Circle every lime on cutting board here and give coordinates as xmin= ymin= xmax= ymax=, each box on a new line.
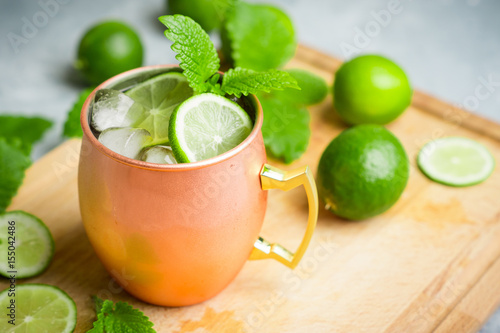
xmin=0 ymin=284 xmax=76 ymax=333
xmin=418 ymin=137 xmax=495 ymax=187
xmin=0 ymin=211 xmax=54 ymax=278
xmin=169 ymin=93 xmax=253 ymax=163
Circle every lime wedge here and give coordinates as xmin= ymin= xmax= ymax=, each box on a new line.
xmin=0 ymin=284 xmax=76 ymax=333
xmin=418 ymin=137 xmax=495 ymax=187
xmin=125 ymin=72 xmax=193 ymax=144
xmin=169 ymin=93 xmax=253 ymax=163
xmin=0 ymin=211 xmax=54 ymax=278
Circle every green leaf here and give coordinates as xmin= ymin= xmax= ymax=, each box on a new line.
xmin=0 ymin=115 xmax=52 ymax=155
xmin=258 ymin=93 xmax=310 ymax=164
xmin=0 ymin=139 xmax=31 ymax=212
xmin=92 ymin=295 xmax=104 ymax=314
xmin=88 ymin=297 xmax=156 ymax=333
xmin=220 ymin=67 xmax=299 ymax=97
xmin=273 ymin=69 xmax=329 ymax=106
xmin=159 ymin=15 xmax=220 ymax=93
xmin=63 ymin=86 xmax=96 ymax=138
xmin=223 ymin=2 xmax=296 ymax=71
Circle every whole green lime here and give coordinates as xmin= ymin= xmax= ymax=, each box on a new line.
xmin=76 ymin=21 xmax=143 ymax=85
xmin=317 ymin=124 xmax=409 ymax=220
xmin=168 ymin=0 xmax=229 ymax=32
xmin=333 ymin=55 xmax=412 ymax=125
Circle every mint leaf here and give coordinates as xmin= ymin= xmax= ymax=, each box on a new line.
xmin=258 ymin=93 xmax=310 ymax=164
xmin=0 ymin=139 xmax=31 ymax=212
xmin=64 ymin=86 xmax=95 ymax=138
xmin=223 ymin=2 xmax=296 ymax=71
xmin=220 ymin=67 xmax=299 ymax=97
xmin=0 ymin=115 xmax=52 ymax=155
xmin=159 ymin=15 xmax=220 ymax=93
xmin=274 ymin=69 xmax=328 ymax=106
xmin=89 ymin=297 xmax=156 ymax=333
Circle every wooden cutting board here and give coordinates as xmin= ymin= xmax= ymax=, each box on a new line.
xmin=3 ymin=45 xmax=500 ymax=333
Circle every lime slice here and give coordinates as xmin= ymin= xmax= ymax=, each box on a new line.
xmin=418 ymin=137 xmax=495 ymax=187
xmin=125 ymin=72 xmax=193 ymax=144
xmin=0 ymin=284 xmax=76 ymax=333
xmin=169 ymin=93 xmax=253 ymax=162
xmin=0 ymin=211 xmax=54 ymax=278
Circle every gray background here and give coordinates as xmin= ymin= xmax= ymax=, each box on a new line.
xmin=1 ymin=0 xmax=499 ymax=331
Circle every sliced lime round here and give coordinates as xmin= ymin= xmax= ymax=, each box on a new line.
xmin=0 ymin=211 xmax=54 ymax=279
xmin=125 ymin=72 xmax=193 ymax=145
xmin=169 ymin=93 xmax=253 ymax=163
xmin=418 ymin=137 xmax=495 ymax=187
xmin=0 ymin=284 xmax=77 ymax=333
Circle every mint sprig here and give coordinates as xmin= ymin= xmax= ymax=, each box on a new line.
xmin=88 ymin=296 xmax=155 ymax=333
xmin=219 ymin=67 xmax=299 ymax=97
xmin=158 ymin=14 xmax=298 ymax=97
xmin=159 ymin=15 xmax=220 ymax=94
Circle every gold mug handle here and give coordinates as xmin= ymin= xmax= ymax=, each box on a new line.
xmin=249 ymin=164 xmax=319 ymax=269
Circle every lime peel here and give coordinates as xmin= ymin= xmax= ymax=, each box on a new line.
xmin=169 ymin=93 xmax=253 ymax=163
xmin=418 ymin=137 xmax=495 ymax=187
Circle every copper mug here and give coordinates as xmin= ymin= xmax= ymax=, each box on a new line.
xmin=78 ymin=65 xmax=319 ymax=306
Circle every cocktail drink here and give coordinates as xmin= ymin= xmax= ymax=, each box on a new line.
xmin=78 ymin=15 xmax=319 ymax=306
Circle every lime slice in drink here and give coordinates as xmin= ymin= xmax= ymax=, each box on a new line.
xmin=0 ymin=284 xmax=77 ymax=333
xmin=418 ymin=137 xmax=495 ymax=187
xmin=125 ymin=72 xmax=193 ymax=145
xmin=0 ymin=211 xmax=54 ymax=278
xmin=169 ymin=93 xmax=253 ymax=163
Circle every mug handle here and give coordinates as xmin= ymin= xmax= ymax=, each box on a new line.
xmin=249 ymin=164 xmax=319 ymax=269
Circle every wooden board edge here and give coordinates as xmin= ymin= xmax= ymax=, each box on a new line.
xmin=294 ymin=44 xmax=500 ymax=142
xmin=434 ymin=253 xmax=500 ymax=333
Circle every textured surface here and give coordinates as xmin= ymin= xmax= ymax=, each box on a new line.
xmin=1 ymin=46 xmax=500 ymax=332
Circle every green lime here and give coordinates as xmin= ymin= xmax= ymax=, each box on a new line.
xmin=317 ymin=124 xmax=409 ymax=220
xmin=76 ymin=21 xmax=143 ymax=85
xmin=0 ymin=211 xmax=54 ymax=278
xmin=125 ymin=72 xmax=193 ymax=144
xmin=273 ymin=68 xmax=328 ymax=106
xmin=418 ymin=137 xmax=495 ymax=187
xmin=0 ymin=284 xmax=76 ymax=333
xmin=333 ymin=55 xmax=412 ymax=125
xmin=169 ymin=93 xmax=253 ymax=162
xmin=167 ymin=0 xmax=231 ymax=32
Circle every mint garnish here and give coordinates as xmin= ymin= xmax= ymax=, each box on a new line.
xmin=88 ymin=296 xmax=156 ymax=333
xmin=158 ymin=14 xmax=299 ymax=97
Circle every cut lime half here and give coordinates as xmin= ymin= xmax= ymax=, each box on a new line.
xmin=125 ymin=72 xmax=193 ymax=144
xmin=0 ymin=211 xmax=54 ymax=278
xmin=169 ymin=93 xmax=253 ymax=163
xmin=418 ymin=137 xmax=495 ymax=187
xmin=0 ymin=284 xmax=77 ymax=333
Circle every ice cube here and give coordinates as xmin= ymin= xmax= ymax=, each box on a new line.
xmin=91 ymin=89 xmax=146 ymax=132
xmin=98 ymin=127 xmax=152 ymax=159
xmin=140 ymin=145 xmax=177 ymax=164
